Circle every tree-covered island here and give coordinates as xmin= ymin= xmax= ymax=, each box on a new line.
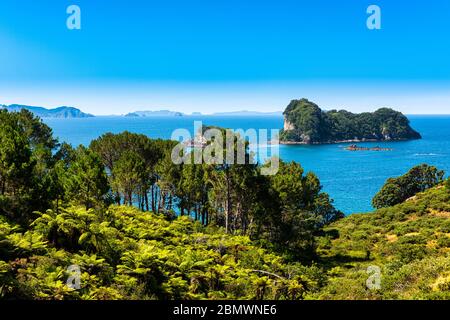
xmin=280 ymin=99 xmax=422 ymax=144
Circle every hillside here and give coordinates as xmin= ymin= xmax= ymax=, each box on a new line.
xmin=1 ymin=104 xmax=94 ymax=118
xmin=2 ymin=185 xmax=449 ymax=300
xmin=280 ymin=99 xmax=421 ymax=144
xmin=315 ymin=183 xmax=450 ymax=299
xmin=2 ymin=178 xmax=450 ymax=300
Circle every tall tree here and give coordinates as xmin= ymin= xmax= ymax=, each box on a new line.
xmin=90 ymin=132 xmax=175 ymax=211
xmin=258 ymin=160 xmax=343 ymax=257
xmin=202 ymin=126 xmax=258 ymax=233
xmin=65 ymin=146 xmax=109 ymax=210
xmin=112 ymin=151 xmax=146 ymax=206
xmin=0 ymin=109 xmax=59 ymax=224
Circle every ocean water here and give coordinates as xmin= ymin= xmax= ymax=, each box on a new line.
xmin=44 ymin=115 xmax=450 ymax=214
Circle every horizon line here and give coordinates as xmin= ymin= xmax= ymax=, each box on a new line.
xmin=3 ymin=103 xmax=450 ymax=117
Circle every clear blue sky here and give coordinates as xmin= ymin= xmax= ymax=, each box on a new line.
xmin=0 ymin=0 xmax=449 ymax=114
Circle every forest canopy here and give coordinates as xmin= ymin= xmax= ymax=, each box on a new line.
xmin=1 ymin=109 xmax=449 ymax=301
xmin=0 ymin=109 xmax=342 ymax=299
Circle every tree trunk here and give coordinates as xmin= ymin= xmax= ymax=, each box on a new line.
xmin=201 ymin=208 xmax=206 ymax=225
xmin=0 ymin=178 xmax=5 ymax=195
xmin=225 ymin=173 xmax=232 ymax=233
xmin=145 ymin=191 xmax=149 ymax=212
xmin=151 ymin=185 xmax=156 ymax=213
xmin=116 ymin=191 xmax=121 ymax=205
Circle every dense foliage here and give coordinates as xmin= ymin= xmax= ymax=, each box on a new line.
xmin=0 ymin=109 xmax=58 ymax=225
xmin=372 ymin=164 xmax=445 ymax=209
xmin=1 ymin=205 xmax=328 ymax=300
xmin=88 ymin=126 xmax=343 ymax=257
xmin=280 ymin=99 xmax=421 ymax=144
xmin=1 ymin=109 xmax=449 ymax=300
xmin=0 ymin=109 xmax=342 ymax=300
xmin=316 ymin=182 xmax=450 ymax=299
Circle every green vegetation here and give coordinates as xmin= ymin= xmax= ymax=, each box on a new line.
xmin=372 ymin=164 xmax=445 ymax=209
xmin=0 ymin=109 xmax=340 ymax=299
xmin=1 ymin=205 xmax=328 ymax=299
xmin=316 ymin=183 xmax=450 ymax=299
xmin=280 ymin=98 xmax=421 ymax=144
xmin=0 ymin=109 xmax=58 ymax=225
xmin=1 ymin=109 xmax=449 ymax=300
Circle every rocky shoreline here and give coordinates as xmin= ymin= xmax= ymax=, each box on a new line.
xmin=344 ymin=144 xmax=393 ymax=151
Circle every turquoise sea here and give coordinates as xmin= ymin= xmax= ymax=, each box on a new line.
xmin=44 ymin=115 xmax=450 ymax=214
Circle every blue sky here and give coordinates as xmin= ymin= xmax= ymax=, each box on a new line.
xmin=0 ymin=0 xmax=449 ymax=114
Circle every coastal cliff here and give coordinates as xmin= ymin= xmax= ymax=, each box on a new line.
xmin=279 ymin=99 xmax=422 ymax=144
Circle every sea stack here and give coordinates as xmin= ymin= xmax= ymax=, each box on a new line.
xmin=279 ymin=98 xmax=421 ymax=144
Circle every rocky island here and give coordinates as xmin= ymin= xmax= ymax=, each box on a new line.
xmin=125 ymin=110 xmax=184 ymax=117
xmin=0 ymin=104 xmax=94 ymax=118
xmin=279 ymin=99 xmax=421 ymax=144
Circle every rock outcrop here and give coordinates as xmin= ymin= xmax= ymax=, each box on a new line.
xmin=279 ymin=98 xmax=421 ymax=144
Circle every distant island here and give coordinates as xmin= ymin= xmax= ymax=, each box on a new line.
xmin=125 ymin=110 xmax=184 ymax=117
xmin=125 ymin=110 xmax=283 ymax=117
xmin=1 ymin=104 xmax=94 ymax=118
xmin=211 ymin=111 xmax=283 ymax=116
xmin=1 ymin=104 xmax=284 ymax=118
xmin=280 ymin=98 xmax=422 ymax=144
